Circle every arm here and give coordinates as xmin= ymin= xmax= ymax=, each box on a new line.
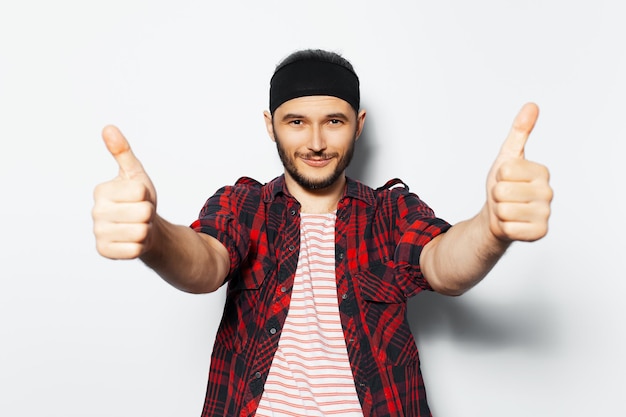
xmin=421 ymin=103 xmax=553 ymax=296
xmin=92 ymin=126 xmax=229 ymax=294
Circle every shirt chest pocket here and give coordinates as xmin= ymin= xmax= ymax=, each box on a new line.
xmin=357 ymin=262 xmax=420 ymax=365
xmin=219 ymin=257 xmax=276 ymax=353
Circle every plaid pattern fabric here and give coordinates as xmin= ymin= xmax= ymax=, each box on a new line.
xmin=191 ymin=175 xmax=451 ymax=417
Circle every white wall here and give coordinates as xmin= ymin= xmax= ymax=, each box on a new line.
xmin=1 ymin=1 xmax=624 ymax=416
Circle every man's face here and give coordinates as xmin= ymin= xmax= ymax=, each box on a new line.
xmin=265 ymin=96 xmax=366 ymax=191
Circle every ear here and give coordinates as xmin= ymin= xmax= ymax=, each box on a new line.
xmin=355 ymin=109 xmax=367 ymax=140
xmin=263 ymin=110 xmax=276 ymax=142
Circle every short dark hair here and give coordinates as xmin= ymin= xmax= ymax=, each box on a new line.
xmin=274 ymin=49 xmax=357 ymax=77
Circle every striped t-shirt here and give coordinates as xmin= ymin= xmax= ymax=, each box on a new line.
xmin=255 ymin=212 xmax=364 ymax=416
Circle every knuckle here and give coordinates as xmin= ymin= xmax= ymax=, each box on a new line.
xmin=95 ymin=241 xmax=116 ymax=258
xmin=537 ymin=204 xmax=551 ymax=220
xmin=128 ymin=181 xmax=150 ymax=201
xmin=498 ymin=163 xmax=514 ymax=179
xmin=126 ymin=244 xmax=144 ymax=259
xmin=127 ymin=181 xmax=143 ymax=198
xmin=496 ymin=203 xmax=514 ymax=220
xmin=93 ymin=182 xmax=107 ymax=200
xmin=491 ymin=183 xmax=506 ymax=201
xmin=491 ymin=203 xmax=504 ymax=220
xmin=538 ymin=163 xmax=550 ymax=179
xmin=92 ymin=222 xmax=105 ymax=237
xmin=530 ymin=200 xmax=551 ymax=218
xmin=91 ymin=202 xmax=108 ymax=220
xmin=95 ymin=241 xmax=106 ymax=255
xmin=124 ymin=223 xmax=150 ymax=244
xmin=526 ymin=227 xmax=547 ymax=241
xmin=499 ymin=222 xmax=518 ymax=239
xmin=544 ymin=186 xmax=554 ymax=202
xmin=136 ymin=223 xmax=151 ymax=241
xmin=138 ymin=201 xmax=155 ymax=221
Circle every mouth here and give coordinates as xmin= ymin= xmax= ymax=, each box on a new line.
xmin=301 ymin=157 xmax=333 ymax=168
xmin=298 ymin=153 xmax=336 ymax=168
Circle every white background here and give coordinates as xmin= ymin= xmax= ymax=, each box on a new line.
xmin=1 ymin=1 xmax=625 ymax=416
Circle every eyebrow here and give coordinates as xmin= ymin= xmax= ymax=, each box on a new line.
xmin=280 ymin=113 xmax=306 ymax=121
xmin=326 ymin=112 xmax=350 ymax=120
xmin=280 ymin=112 xmax=350 ymax=122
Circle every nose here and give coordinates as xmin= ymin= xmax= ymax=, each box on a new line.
xmin=308 ymin=125 xmax=326 ymax=153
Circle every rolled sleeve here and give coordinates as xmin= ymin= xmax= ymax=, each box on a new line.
xmin=190 ymin=185 xmax=249 ymax=280
xmin=393 ymin=191 xmax=452 ymax=296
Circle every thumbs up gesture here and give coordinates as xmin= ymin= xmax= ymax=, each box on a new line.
xmin=486 ymin=103 xmax=553 ymax=242
xmin=92 ymin=126 xmax=158 ymax=259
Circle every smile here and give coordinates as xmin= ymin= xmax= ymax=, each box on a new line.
xmin=301 ymin=157 xmax=334 ymax=167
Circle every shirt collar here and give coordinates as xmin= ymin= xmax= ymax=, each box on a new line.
xmin=262 ymin=174 xmax=376 ymax=206
xmin=261 ymin=175 xmax=289 ymax=203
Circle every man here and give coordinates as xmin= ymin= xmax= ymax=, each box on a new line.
xmin=92 ymin=49 xmax=552 ymax=416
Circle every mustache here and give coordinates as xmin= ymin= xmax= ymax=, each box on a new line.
xmin=295 ymin=151 xmax=339 ymax=160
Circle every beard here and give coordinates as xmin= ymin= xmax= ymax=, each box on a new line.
xmin=274 ymin=130 xmax=357 ymax=191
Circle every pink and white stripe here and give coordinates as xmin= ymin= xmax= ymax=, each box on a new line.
xmin=255 ymin=213 xmax=363 ymax=417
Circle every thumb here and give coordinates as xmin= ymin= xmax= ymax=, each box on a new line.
xmin=498 ymin=102 xmax=539 ymax=159
xmin=102 ymin=125 xmax=145 ymax=179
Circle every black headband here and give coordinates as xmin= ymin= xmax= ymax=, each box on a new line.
xmin=269 ymin=59 xmax=360 ymax=114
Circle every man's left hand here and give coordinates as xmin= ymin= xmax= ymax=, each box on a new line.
xmin=486 ymin=102 xmax=553 ymax=242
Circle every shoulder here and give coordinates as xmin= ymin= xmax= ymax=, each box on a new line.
xmin=375 ymin=178 xmax=411 ymax=197
xmin=233 ymin=176 xmax=264 ymax=188
xmin=373 ymin=178 xmax=436 ymax=218
xmin=215 ymin=176 xmax=278 ymax=198
xmin=374 ymin=178 xmax=415 ymax=207
xmin=205 ymin=176 xmax=285 ymax=213
xmin=345 ymin=177 xmax=415 ymax=206
xmin=345 ymin=177 xmax=407 ymax=204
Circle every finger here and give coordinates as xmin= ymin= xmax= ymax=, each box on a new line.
xmin=95 ymin=241 xmax=146 ymax=260
xmin=92 ymin=200 xmax=155 ymax=224
xmin=94 ymin=180 xmax=151 ymax=203
xmin=493 ymin=220 xmax=548 ymax=243
xmin=95 ymin=222 xmax=152 ymax=243
xmin=492 ymin=182 xmax=540 ymax=203
xmin=495 ymin=159 xmax=550 ymax=182
xmin=498 ymin=102 xmax=539 ymax=159
xmin=493 ymin=201 xmax=551 ymax=224
xmin=102 ymin=125 xmax=146 ymax=179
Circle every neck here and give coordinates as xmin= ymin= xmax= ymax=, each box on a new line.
xmin=284 ymin=174 xmax=346 ymax=214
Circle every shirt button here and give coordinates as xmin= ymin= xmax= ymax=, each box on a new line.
xmin=281 ymin=286 xmax=287 ymax=293
xmin=341 ymin=293 xmax=348 ymax=300
xmin=290 ymin=209 xmax=297 ymax=216
xmin=288 ymin=245 xmax=295 ymax=251
xmin=269 ymin=328 xmax=277 ymax=335
xmin=254 ymin=371 xmax=262 ymax=379
xmin=337 ymin=252 xmax=345 ymax=260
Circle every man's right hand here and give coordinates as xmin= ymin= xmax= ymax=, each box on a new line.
xmin=92 ymin=125 xmax=158 ymax=259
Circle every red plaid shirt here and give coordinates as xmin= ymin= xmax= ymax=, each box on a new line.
xmin=191 ymin=175 xmax=451 ymax=417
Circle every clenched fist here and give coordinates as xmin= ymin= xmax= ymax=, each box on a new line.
xmin=486 ymin=103 xmax=553 ymax=242
xmin=92 ymin=126 xmax=157 ymax=259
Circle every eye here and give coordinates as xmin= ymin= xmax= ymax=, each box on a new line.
xmin=289 ymin=120 xmax=303 ymax=126
xmin=329 ymin=119 xmax=343 ymax=125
